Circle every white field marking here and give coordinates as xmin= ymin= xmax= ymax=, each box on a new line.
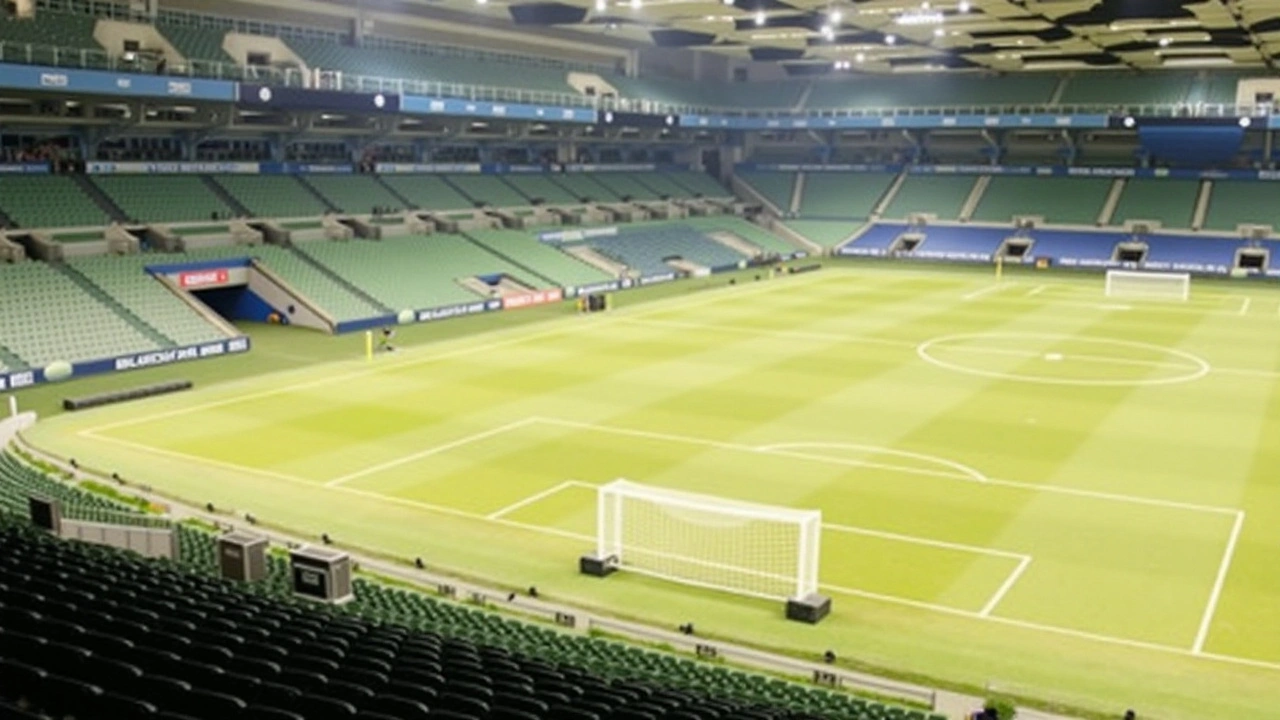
xmin=1026 ymin=285 xmax=1048 ymax=297
xmin=822 ymin=522 xmax=1026 ymax=561
xmin=71 ymin=421 xmax=1280 ymax=672
xmin=1193 ymin=510 xmax=1246 ymax=654
xmin=486 ymin=480 xmax=591 ymax=520
xmin=324 ymin=418 xmax=540 ymax=488
xmin=1240 ymin=297 xmax=1252 ymax=316
xmin=755 ymin=441 xmax=990 ymax=484
xmin=916 ymin=333 xmax=1212 ymax=388
xmin=80 ymin=429 xmax=315 ymax=486
xmin=619 ymin=317 xmax=913 ymax=349
xmin=80 ymin=426 xmax=592 ymax=543
xmin=936 ymin=343 xmax=1204 ymax=373
xmin=980 ymin=555 xmax=1033 ymax=617
xmin=961 ymin=284 xmax=1008 ymax=302
xmin=78 ymin=268 xmax=838 ymax=437
xmin=533 ymin=416 xmax=1241 ymax=516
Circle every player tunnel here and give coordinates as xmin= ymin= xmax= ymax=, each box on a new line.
xmin=145 ymin=258 xmax=335 ymax=333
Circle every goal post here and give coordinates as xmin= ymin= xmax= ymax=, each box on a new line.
xmin=579 ymin=479 xmax=831 ymax=623
xmin=1104 ymin=269 xmax=1190 ymax=301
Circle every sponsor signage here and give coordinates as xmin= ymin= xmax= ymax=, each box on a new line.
xmin=0 ymin=163 xmax=49 ymax=174
xmin=683 ymin=113 xmax=1109 ymax=131
xmin=537 ymin=226 xmax=618 ymax=243
xmin=502 ymin=288 xmax=563 ymax=310
xmin=639 ymin=273 xmax=676 ymax=286
xmin=0 ymin=338 xmax=250 ymax=392
xmin=743 ymin=162 xmax=1280 ymax=183
xmin=88 ymin=161 xmax=259 ymax=175
xmin=0 ymin=62 xmax=234 ymax=101
xmin=416 ymin=299 xmax=502 ymax=322
xmin=400 ymin=95 xmax=596 ymax=124
xmin=177 ymin=269 xmax=230 ymax=288
xmin=376 ymin=162 xmax=483 ymax=174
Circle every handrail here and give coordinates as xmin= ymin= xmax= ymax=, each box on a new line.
xmin=0 ymin=39 xmax=1269 ymax=120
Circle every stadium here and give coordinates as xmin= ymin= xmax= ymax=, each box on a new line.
xmin=3 ymin=0 xmax=1280 ymax=718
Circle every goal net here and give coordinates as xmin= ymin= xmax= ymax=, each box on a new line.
xmin=1105 ymin=270 xmax=1190 ymax=301
xmin=594 ymin=479 xmax=821 ymax=602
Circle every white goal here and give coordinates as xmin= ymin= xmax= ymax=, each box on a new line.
xmin=590 ymin=479 xmax=822 ymax=603
xmin=1105 ymin=270 xmax=1190 ymax=301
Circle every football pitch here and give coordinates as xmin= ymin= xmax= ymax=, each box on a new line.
xmin=27 ymin=265 xmax=1280 ymax=719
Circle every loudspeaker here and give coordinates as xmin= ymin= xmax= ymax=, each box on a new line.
xmin=785 ymin=593 xmax=832 ymax=624
xmin=218 ymin=530 xmax=268 ymax=583
xmin=579 ymin=553 xmax=617 ymax=577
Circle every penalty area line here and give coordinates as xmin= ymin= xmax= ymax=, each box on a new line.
xmin=961 ymin=284 xmax=1009 ymax=302
xmin=486 ymin=480 xmax=591 ymax=520
xmin=980 ymin=555 xmax=1032 ymax=617
xmin=1192 ymin=510 xmax=1246 ymax=654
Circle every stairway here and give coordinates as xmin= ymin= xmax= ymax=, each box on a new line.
xmin=202 ymin=175 xmax=252 ymax=217
xmin=292 ymin=176 xmax=340 ymax=213
xmin=287 ymin=245 xmax=392 ymax=313
xmin=72 ymin=175 xmax=128 ymax=223
xmin=460 ymin=232 xmax=559 ymax=287
xmin=375 ymin=176 xmax=417 ymax=210
xmin=0 ymin=341 xmax=28 ymax=371
xmin=53 ymin=262 xmax=177 ymax=349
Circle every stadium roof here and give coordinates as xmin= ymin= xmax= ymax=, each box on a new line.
xmin=445 ymin=0 xmax=1280 ymax=74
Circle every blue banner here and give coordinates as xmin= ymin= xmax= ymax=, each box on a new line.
xmin=0 ymin=163 xmax=49 ymax=174
xmin=0 ymin=62 xmax=234 ymax=101
xmin=738 ymin=162 xmax=1280 ymax=182
xmin=684 ymin=113 xmax=1110 ymax=131
xmin=0 ymin=337 xmax=250 ymax=392
xmin=401 ymin=95 xmax=596 ymax=124
xmin=238 ymin=84 xmax=400 ymax=114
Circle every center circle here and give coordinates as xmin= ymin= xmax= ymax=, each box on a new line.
xmin=916 ymin=333 xmax=1211 ymax=387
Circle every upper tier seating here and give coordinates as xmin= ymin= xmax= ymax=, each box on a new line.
xmin=589 ymin=173 xmax=664 ymax=202
xmin=972 ymin=176 xmax=1110 ymax=226
xmin=1111 ymin=179 xmax=1200 ymax=229
xmin=0 ymin=11 xmax=101 ymax=56
xmin=586 ymin=225 xmax=748 ymax=276
xmin=1057 ymin=72 xmax=1194 ymax=107
xmin=609 ymin=76 xmax=803 ymax=110
xmin=92 ymin=175 xmax=235 ymax=224
xmin=501 ymin=174 xmax=580 ymax=205
xmin=736 ymin=172 xmax=796 ymax=213
xmin=550 ymin=174 xmax=621 ymax=203
xmin=1203 ymin=181 xmax=1280 ymax=231
xmin=155 ymin=22 xmax=234 ymax=65
xmin=67 ymin=254 xmax=229 ymax=347
xmin=798 ymin=173 xmax=896 ymax=219
xmin=0 ymin=262 xmax=158 ymax=369
xmin=665 ymin=171 xmax=731 ymax=198
xmin=880 ymin=175 xmax=976 ymax=220
xmin=445 ymin=174 xmax=530 ymax=208
xmin=286 ymin=38 xmax=574 ymax=96
xmin=0 ymin=453 xmax=155 ymax=525
xmin=213 ymin=176 xmax=330 ymax=218
xmin=304 ymin=175 xmax=404 ymax=215
xmin=0 ymin=176 xmax=109 ymax=229
xmin=805 ymin=74 xmax=1058 ymax=110
xmin=378 ymin=175 xmax=475 ymax=211
xmin=298 ymin=236 xmax=535 ymax=310
xmin=466 ymin=229 xmax=613 ymax=287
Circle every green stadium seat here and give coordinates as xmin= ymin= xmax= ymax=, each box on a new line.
xmin=213 ymin=176 xmax=330 ymax=218
xmin=93 ymin=175 xmax=235 ymax=224
xmin=0 ymin=176 xmax=110 ymax=229
xmin=1111 ymin=179 xmax=1200 ymax=229
xmin=972 ymin=176 xmax=1111 ymax=226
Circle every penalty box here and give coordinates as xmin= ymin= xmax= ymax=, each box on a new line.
xmin=332 ymin=416 xmax=1238 ymax=643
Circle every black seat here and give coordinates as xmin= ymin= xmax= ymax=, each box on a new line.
xmin=97 ymin=691 xmax=160 ymax=720
xmin=290 ymin=694 xmax=358 ymax=720
xmin=37 ymin=674 xmax=104 ymax=719
xmin=243 ymin=706 xmax=305 ymax=720
xmin=365 ymin=695 xmax=431 ymax=720
xmin=175 ymin=688 xmax=248 ymax=718
xmin=0 ymin=659 xmax=45 ymax=705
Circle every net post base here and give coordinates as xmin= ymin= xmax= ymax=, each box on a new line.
xmin=785 ymin=593 xmax=831 ymax=624
xmin=579 ymin=553 xmax=617 ymax=578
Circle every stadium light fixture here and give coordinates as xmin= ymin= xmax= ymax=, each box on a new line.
xmin=755 ymin=10 xmax=766 ymax=25
xmin=820 ymin=24 xmax=835 ymax=40
xmin=596 ymin=0 xmax=606 ymax=10
xmin=855 ymin=51 xmax=865 ymax=62
xmin=1158 ymin=37 xmax=1172 ymax=47
xmin=1122 ymin=116 xmax=1136 ymax=128
xmin=829 ymin=9 xmax=843 ymax=24
xmin=885 ymin=33 xmax=897 ymax=45
xmin=630 ymin=0 xmax=641 ymax=9
xmin=723 ymin=0 xmax=735 ymax=5
xmin=958 ymin=0 xmax=970 ymax=12
xmin=1239 ymin=116 xmax=1252 ymax=128
xmin=476 ymin=0 xmax=487 ymax=5
xmin=934 ymin=27 xmax=945 ymax=37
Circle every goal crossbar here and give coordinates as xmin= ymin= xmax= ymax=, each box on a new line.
xmin=594 ymin=479 xmax=822 ymax=603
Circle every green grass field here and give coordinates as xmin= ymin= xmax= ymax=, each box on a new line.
xmin=23 ymin=264 xmax=1280 ymax=719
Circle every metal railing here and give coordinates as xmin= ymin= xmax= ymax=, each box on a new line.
xmin=0 ymin=38 xmax=1270 ymax=122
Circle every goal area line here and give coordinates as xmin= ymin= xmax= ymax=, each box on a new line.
xmin=66 ymin=415 xmax=1263 ymax=673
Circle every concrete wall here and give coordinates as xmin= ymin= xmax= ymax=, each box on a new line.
xmin=94 ymin=19 xmax=183 ymax=65
xmin=222 ymin=32 xmax=308 ymax=71
xmin=247 ymin=262 xmax=332 ymax=332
